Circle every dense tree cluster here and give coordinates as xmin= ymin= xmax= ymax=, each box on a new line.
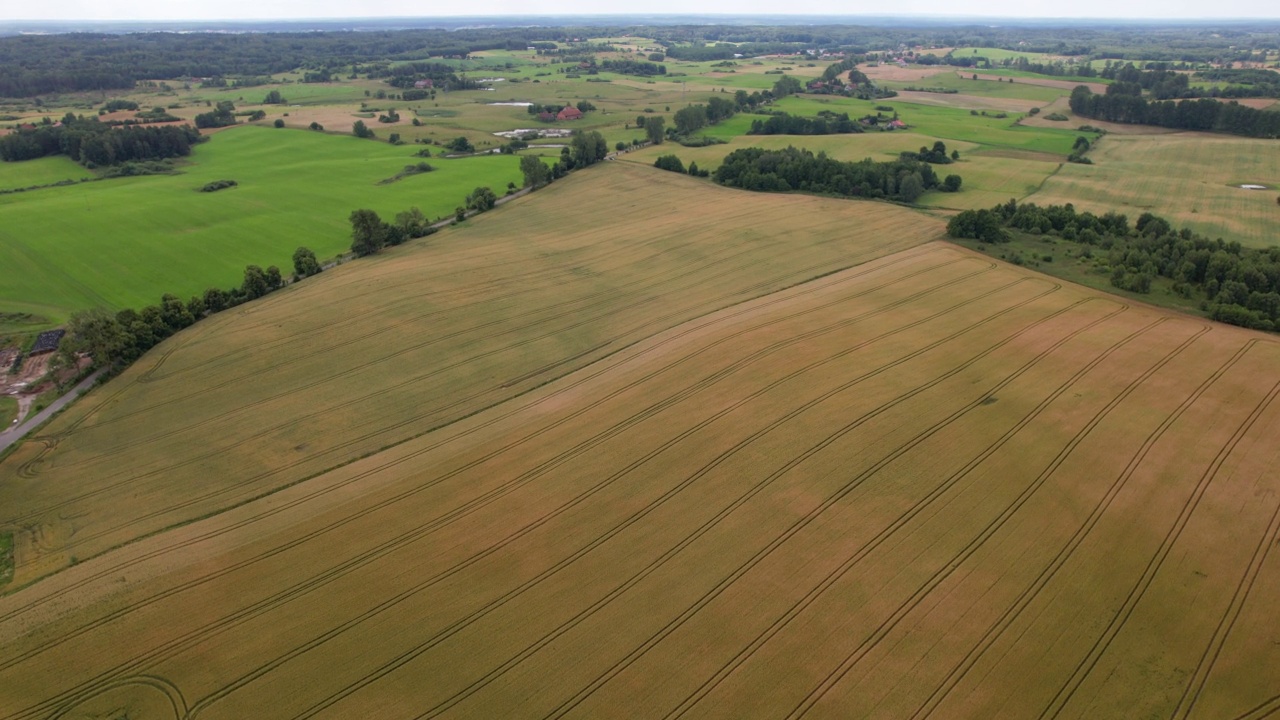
xmin=748 ymin=111 xmax=862 ymax=136
xmin=671 ymin=96 xmax=737 ymax=135
xmin=0 ymin=116 xmax=201 ymax=165
xmin=714 ymin=146 xmax=949 ymax=203
xmin=948 ymin=199 xmax=1280 ymax=331
xmin=194 ymin=101 xmax=237 ymax=129
xmin=599 ymin=59 xmax=666 ymax=76
xmin=1068 ymin=85 xmax=1280 ymax=138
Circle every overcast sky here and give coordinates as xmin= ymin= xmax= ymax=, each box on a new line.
xmin=1 ymin=0 xmax=1276 ymax=21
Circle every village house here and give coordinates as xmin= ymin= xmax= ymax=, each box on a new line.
xmin=413 ymin=79 xmax=434 ymax=89
xmin=556 ymin=105 xmax=583 ymax=121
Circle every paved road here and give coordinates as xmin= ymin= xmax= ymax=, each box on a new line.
xmin=0 ymin=369 xmax=104 ymax=455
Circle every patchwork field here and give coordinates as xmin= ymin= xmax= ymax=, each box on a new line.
xmin=0 ymin=162 xmax=946 ymax=584
xmin=1 ymin=235 xmax=1278 ymax=720
xmin=1028 ymin=132 xmax=1280 ymax=247
xmin=0 ymin=126 xmax=528 ymax=325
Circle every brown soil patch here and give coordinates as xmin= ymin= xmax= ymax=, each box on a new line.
xmin=860 ymin=64 xmax=954 ymax=82
xmin=895 ymin=90 xmax=1039 ymax=113
xmin=963 ymin=71 xmax=1107 ymax=94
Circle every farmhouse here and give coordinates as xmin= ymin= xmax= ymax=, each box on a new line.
xmin=556 ymin=105 xmax=584 ymax=121
xmin=412 ymin=79 xmax=434 ymax=89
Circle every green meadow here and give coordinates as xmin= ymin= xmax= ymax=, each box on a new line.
xmin=0 ymin=155 xmax=92 ymax=191
xmin=0 ymin=126 xmax=527 ymax=326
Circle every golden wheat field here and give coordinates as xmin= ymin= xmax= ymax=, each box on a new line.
xmin=0 ymin=163 xmax=945 ymax=585
xmin=1 ymin=202 xmax=1279 ymax=719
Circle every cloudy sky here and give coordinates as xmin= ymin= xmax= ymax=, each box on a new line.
xmin=1 ymin=0 xmax=1276 ymax=21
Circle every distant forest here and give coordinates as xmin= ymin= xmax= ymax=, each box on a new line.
xmin=2 ymin=22 xmax=1279 ymax=97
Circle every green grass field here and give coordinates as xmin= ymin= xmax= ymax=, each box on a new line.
xmin=0 ymin=396 xmax=16 ymax=430
xmin=0 ymin=126 xmax=527 ymax=326
xmin=1028 ymin=132 xmax=1280 ymax=247
xmin=0 ymin=155 xmax=93 ymax=191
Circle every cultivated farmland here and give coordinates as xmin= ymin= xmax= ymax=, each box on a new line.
xmin=0 ymin=162 xmax=945 ymax=584
xmin=1 ymin=238 xmax=1277 ymax=720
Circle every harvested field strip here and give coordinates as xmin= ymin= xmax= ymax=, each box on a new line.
xmin=0 ymin=163 xmax=946 ymax=583
xmin=3 ymin=243 xmax=1277 ymax=720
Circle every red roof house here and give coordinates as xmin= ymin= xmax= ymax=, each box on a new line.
xmin=556 ymin=105 xmax=584 ymax=121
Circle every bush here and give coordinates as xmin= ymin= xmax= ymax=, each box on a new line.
xmin=653 ymin=154 xmax=685 ymax=173
xmin=1044 ymin=112 xmax=1070 ymax=121
xmin=198 ymin=179 xmax=237 ymax=192
xmin=273 ymin=119 xmax=284 ymax=128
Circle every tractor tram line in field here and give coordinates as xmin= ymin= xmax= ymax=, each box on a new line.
xmin=539 ymin=296 xmax=1114 ymax=720
xmin=7 ymin=240 xmax=952 ymax=589
xmin=0 ymin=244 xmax=945 ymax=636
xmin=8 ymin=252 xmax=1023 ymax=720
xmin=276 ymin=280 xmax=1069 ymax=720
xmin=1173 ymin=467 xmax=1280 ymax=720
xmin=423 ymin=301 xmax=1139 ymax=720
xmin=913 ymin=338 xmax=1274 ymax=719
xmin=4 ymin=250 xmax=1009 ymax=717
xmin=664 ymin=312 xmax=1170 ymax=719
xmin=12 ymin=234 xmax=834 ymax=546
xmin=260 ymin=282 xmax=1079 ymax=720
xmin=1041 ymin=372 xmax=1280 ymax=720
xmin=790 ymin=320 xmax=1213 ymax=719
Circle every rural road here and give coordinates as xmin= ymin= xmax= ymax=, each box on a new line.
xmin=0 ymin=369 xmax=104 ymax=454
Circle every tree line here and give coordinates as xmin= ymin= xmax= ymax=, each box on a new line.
xmin=1068 ymin=86 xmax=1280 ymax=138
xmin=0 ymin=115 xmax=202 ymax=165
xmin=948 ymin=199 xmax=1280 ymax=331
xmin=713 ymin=146 xmax=956 ymax=203
xmin=61 ymin=248 xmax=322 ymax=367
xmin=748 ymin=111 xmax=862 ymax=136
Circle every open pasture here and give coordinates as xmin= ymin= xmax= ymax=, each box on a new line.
xmin=1028 ymin=132 xmax=1280 ymax=247
xmin=0 ymin=125 xmax=527 ymax=325
xmin=0 ymin=155 xmax=92 ymax=191
xmin=0 ymin=162 xmax=946 ymax=584
xmin=1 ymin=241 xmax=1278 ymax=720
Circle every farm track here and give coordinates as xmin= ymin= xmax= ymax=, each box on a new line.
xmin=911 ymin=338 xmax=1261 ymax=720
xmin=5 ymin=254 xmax=1016 ymax=720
